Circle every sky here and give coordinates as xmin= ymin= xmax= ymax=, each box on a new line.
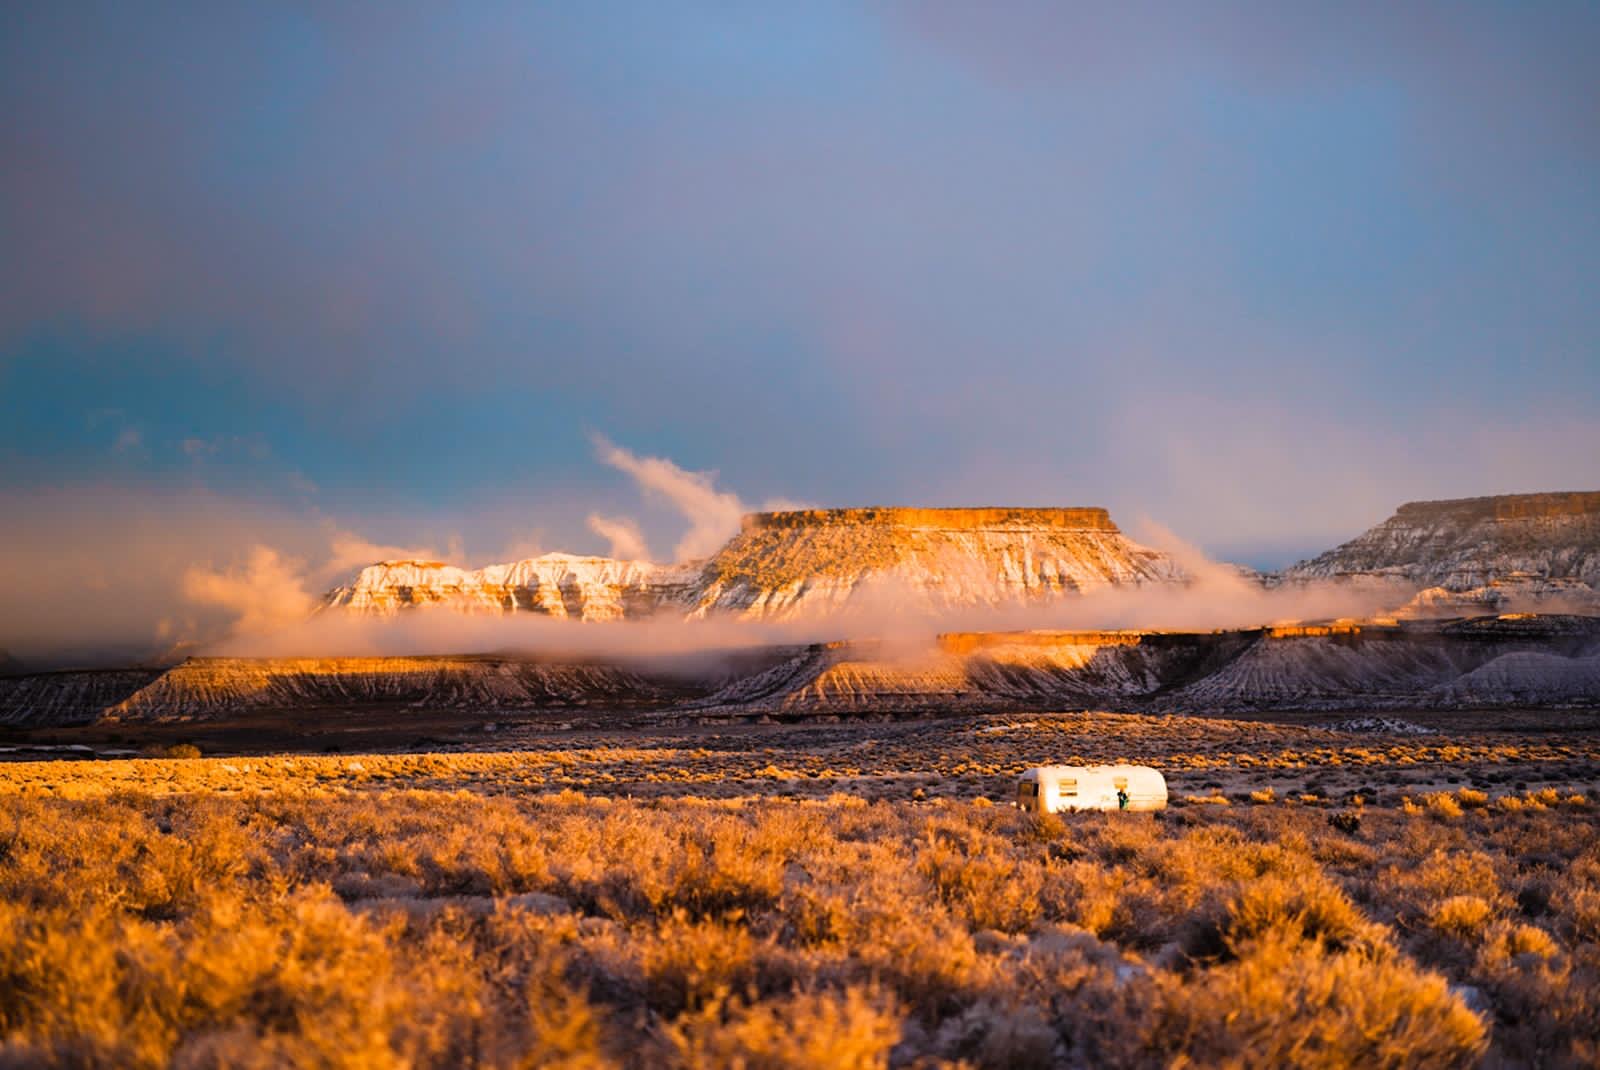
xmin=3 ymin=2 xmax=1599 ymax=659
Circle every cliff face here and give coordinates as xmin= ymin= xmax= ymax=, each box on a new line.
xmin=1281 ymin=492 xmax=1600 ymax=614
xmin=692 ymin=508 xmax=1179 ymax=619
xmin=322 ymin=554 xmax=702 ymax=620
xmin=0 ymin=669 xmax=164 ymax=726
xmin=322 ymin=507 xmax=1182 ymax=622
xmin=103 ymin=656 xmax=696 ymax=721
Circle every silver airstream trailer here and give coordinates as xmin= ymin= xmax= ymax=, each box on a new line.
xmin=1017 ymin=764 xmax=1167 ymax=813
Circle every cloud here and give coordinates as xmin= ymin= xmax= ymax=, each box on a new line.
xmin=181 ymin=433 xmax=272 ymax=461
xmin=323 ymin=529 xmax=455 ymax=582
xmin=0 ymin=482 xmax=479 ymax=663
xmin=0 ymin=484 xmax=324 ymax=661
xmin=497 ymin=532 xmax=545 ymax=562
xmin=586 ymin=513 xmax=651 ymax=561
xmin=181 ymin=546 xmax=317 ymax=639
xmin=592 ymin=435 xmax=748 ymax=561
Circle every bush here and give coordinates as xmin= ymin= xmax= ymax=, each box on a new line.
xmin=1328 ymin=811 xmax=1362 ymax=835
xmin=1170 ymin=934 xmax=1488 ymax=1068
xmin=139 ymin=742 xmax=201 ymax=759
xmin=1428 ymin=895 xmax=1495 ymax=939
xmin=1423 ymin=793 xmax=1463 ymax=818
xmin=663 ymin=986 xmax=902 ymax=1069
xmin=0 ymin=777 xmax=1595 ymax=1065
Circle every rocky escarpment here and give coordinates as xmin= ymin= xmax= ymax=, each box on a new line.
xmin=1155 ymin=617 xmax=1600 ymax=712
xmin=701 ymin=617 xmax=1600 ymax=716
xmin=1281 ymin=492 xmax=1600 ymax=615
xmin=93 ymin=656 xmax=715 ymax=723
xmin=9 ymin=615 xmax=1591 ymax=727
xmin=322 ymin=555 xmax=702 ymax=620
xmin=0 ymin=669 xmax=164 ymax=726
xmin=691 ymin=508 xmax=1179 ymax=618
xmin=323 ymin=507 xmax=1183 ymax=623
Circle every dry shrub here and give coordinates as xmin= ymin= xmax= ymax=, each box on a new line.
xmin=1379 ymin=848 xmax=1509 ymax=924
xmin=1428 ymin=895 xmax=1496 ymax=939
xmin=1207 ymin=872 xmax=1388 ymax=960
xmin=140 ymin=743 xmax=202 ymax=759
xmin=1556 ymin=885 xmax=1600 ymax=944
xmin=662 ymin=986 xmax=901 ymax=1070
xmin=1057 ymin=861 xmax=1124 ymax=936
xmin=1 ymin=777 xmax=1598 ymax=1066
xmin=1469 ymin=923 xmax=1600 ymax=1066
xmin=1327 ymin=811 xmax=1361 ymax=835
xmin=917 ymin=839 xmax=1039 ymax=933
xmin=1423 ymin=792 xmax=1464 ymax=818
xmin=0 ymin=886 xmax=488 ymax=1068
xmin=932 ymin=998 xmax=1057 ymax=1068
xmin=1496 ymin=787 xmax=1568 ymax=814
xmin=642 ymin=911 xmax=763 ymax=1016
xmin=1476 ymin=920 xmax=1559 ymax=964
xmin=851 ymin=911 xmax=985 ymax=1015
xmin=1168 ymin=934 xmax=1488 ymax=1069
xmin=1005 ymin=926 xmax=1164 ymax=1066
xmin=514 ymin=973 xmax=618 ymax=1070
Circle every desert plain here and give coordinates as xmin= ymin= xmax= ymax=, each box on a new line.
xmin=3 ymin=706 xmax=1598 ymax=1068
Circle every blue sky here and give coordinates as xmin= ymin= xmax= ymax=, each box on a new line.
xmin=3 ymin=2 xmax=1598 ymax=653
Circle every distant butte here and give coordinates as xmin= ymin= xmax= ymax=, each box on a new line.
xmin=322 ymin=505 xmax=1177 ymax=621
xmin=741 ymin=507 xmax=1119 ymax=531
xmin=1393 ymin=491 xmax=1600 ymax=522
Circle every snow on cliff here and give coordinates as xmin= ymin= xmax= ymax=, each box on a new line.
xmin=322 ymin=554 xmax=702 ymax=621
xmin=1280 ymin=492 xmax=1600 ymax=615
xmin=321 ymin=508 xmax=1183 ymax=623
xmin=689 ymin=508 xmax=1181 ymax=619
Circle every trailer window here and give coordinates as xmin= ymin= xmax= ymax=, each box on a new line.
xmin=1059 ymin=779 xmax=1078 ymax=796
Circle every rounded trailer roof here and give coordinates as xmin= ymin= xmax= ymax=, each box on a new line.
xmin=1020 ymin=764 xmax=1164 ymax=778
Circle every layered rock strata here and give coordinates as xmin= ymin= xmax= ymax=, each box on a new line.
xmin=8 ymin=615 xmax=1594 ymax=727
xmin=323 ymin=555 xmax=702 ymax=620
xmin=101 ymin=656 xmax=701 ymax=722
xmin=322 ymin=507 xmax=1182 ymax=623
xmin=1281 ymin=492 xmax=1600 ymax=614
xmin=692 ymin=508 xmax=1179 ymax=618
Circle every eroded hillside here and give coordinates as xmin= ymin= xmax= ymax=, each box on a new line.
xmin=1282 ymin=491 xmax=1600 ymax=614
xmin=319 ymin=507 xmax=1183 ymax=624
xmin=5 ymin=616 xmax=1597 ymax=728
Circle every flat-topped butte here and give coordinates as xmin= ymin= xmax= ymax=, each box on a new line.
xmin=741 ymin=507 xmax=1118 ymax=532
xmin=1395 ymin=491 xmax=1600 ymax=522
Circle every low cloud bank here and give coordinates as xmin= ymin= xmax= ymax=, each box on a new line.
xmin=203 ymin=533 xmax=1416 ymax=662
xmin=3 ymin=435 xmax=1422 ymax=668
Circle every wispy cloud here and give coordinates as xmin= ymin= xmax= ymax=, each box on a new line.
xmin=591 ymin=434 xmax=748 ymax=562
xmin=586 ymin=513 xmax=651 ymax=561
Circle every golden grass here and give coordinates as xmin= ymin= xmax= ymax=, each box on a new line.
xmin=0 ymin=768 xmax=1596 ymax=1067
xmin=1 ymin=710 xmax=1597 ymax=1066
